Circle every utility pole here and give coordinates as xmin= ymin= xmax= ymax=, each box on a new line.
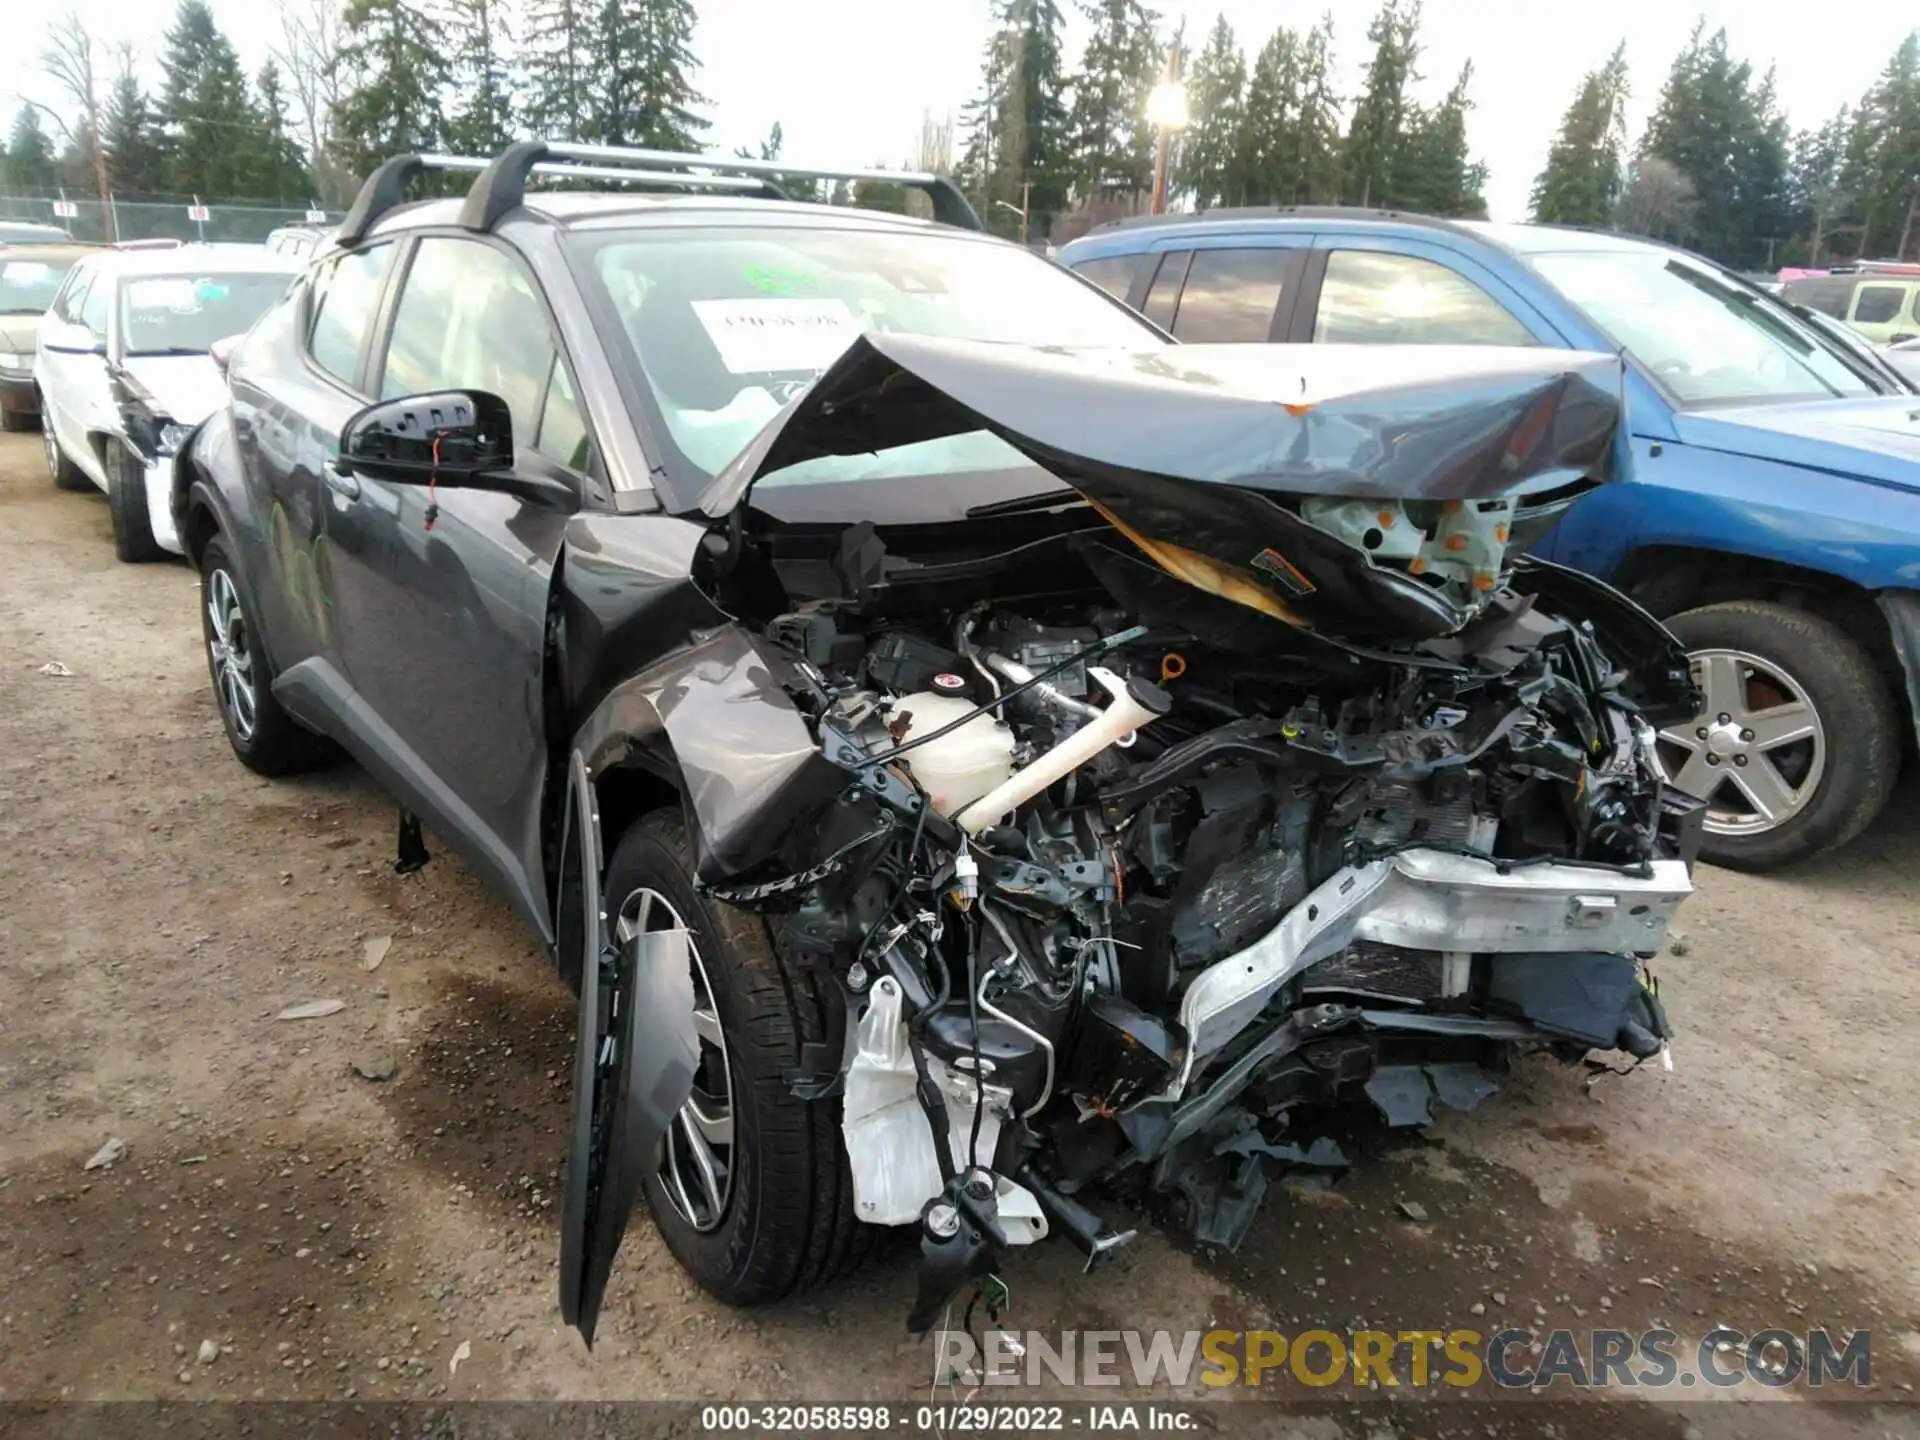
xmin=1147 ymin=40 xmax=1187 ymax=215
xmin=1019 ymin=180 xmax=1030 ymax=246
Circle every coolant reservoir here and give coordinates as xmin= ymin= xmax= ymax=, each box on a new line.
xmin=888 ymin=692 xmax=1016 ymax=816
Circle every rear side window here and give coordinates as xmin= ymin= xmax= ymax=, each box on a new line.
xmin=1314 ymin=250 xmax=1533 ymax=346
xmin=1852 ymin=285 xmax=1907 ymax=325
xmin=1142 ymin=250 xmax=1191 ymax=329
xmin=307 ymin=243 xmax=395 ymax=387
xmin=1070 ymin=255 xmax=1138 ymax=301
xmin=1782 ymin=277 xmax=1853 ymax=318
xmin=1170 ymin=248 xmax=1295 ymax=343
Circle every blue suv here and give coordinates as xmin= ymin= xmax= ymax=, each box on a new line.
xmin=1058 ymin=211 xmax=1920 ymax=871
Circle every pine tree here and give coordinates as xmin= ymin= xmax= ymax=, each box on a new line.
xmin=1294 ymin=15 xmax=1342 ymax=204
xmin=1395 ymin=62 xmax=1485 ymax=216
xmin=1234 ymin=27 xmax=1299 ymax=206
xmin=248 ymin=62 xmax=312 ymax=199
xmin=1788 ymin=107 xmax=1852 ymax=263
xmin=521 ymin=0 xmax=596 ymax=142
xmin=1734 ymin=67 xmax=1793 ymax=266
xmin=957 ymin=0 xmax=1070 ymax=233
xmin=101 ymin=47 xmax=165 ymax=195
xmin=156 ymin=0 xmax=262 ymax=197
xmin=444 ymin=0 xmax=515 ymax=156
xmin=1180 ymin=15 xmax=1245 ymax=209
xmin=1529 ymin=42 xmax=1629 ymax=226
xmin=1836 ymin=32 xmax=1920 ymax=260
xmin=593 ymin=0 xmax=707 ymax=150
xmin=1640 ymin=25 xmax=1796 ymax=266
xmin=1065 ymin=0 xmax=1160 ymax=196
xmin=4 ymin=107 xmax=58 ymax=191
xmin=331 ymin=0 xmax=450 ymax=181
xmin=737 ymin=121 xmax=818 ymax=201
xmin=1342 ymin=0 xmax=1420 ymax=207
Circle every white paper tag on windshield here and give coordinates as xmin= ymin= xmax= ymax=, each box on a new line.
xmin=691 ymin=298 xmax=860 ymax=375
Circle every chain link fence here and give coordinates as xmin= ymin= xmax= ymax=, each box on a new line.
xmin=0 ymin=187 xmax=340 ymax=245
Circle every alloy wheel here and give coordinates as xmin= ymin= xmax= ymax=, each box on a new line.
xmin=42 ymin=424 xmax=59 ymax=479
xmin=614 ymin=887 xmax=733 ymax=1233
xmin=1655 ymin=648 xmax=1826 ymax=837
xmin=205 ymin=568 xmax=258 ymax=743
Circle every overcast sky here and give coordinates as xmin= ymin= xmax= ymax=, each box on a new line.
xmin=1 ymin=0 xmax=1912 ymax=221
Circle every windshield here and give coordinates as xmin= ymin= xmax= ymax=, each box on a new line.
xmin=118 ymin=272 xmax=293 ymax=356
xmin=571 ymin=225 xmax=1159 ymax=498
xmin=0 ymin=257 xmax=73 ymax=316
xmin=1531 ymin=251 xmax=1876 ymax=407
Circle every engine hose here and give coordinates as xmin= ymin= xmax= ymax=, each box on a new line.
xmin=979 ymin=903 xmax=1056 ymax=1120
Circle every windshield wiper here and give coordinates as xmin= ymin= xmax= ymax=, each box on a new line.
xmin=965 ymin=488 xmax=1088 ymax=519
xmin=1668 ymin=263 xmax=1852 ymax=399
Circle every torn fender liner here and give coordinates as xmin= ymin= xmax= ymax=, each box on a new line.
xmin=560 ymin=749 xmax=698 ymax=1346
xmin=571 ymin=626 xmax=851 ymax=886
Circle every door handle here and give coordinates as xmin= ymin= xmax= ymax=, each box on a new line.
xmin=323 ymin=463 xmax=360 ymax=501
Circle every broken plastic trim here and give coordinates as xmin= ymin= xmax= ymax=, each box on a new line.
xmin=559 ymin=752 xmax=699 ymax=1347
xmin=1166 ymin=847 xmax=1693 ymax=1099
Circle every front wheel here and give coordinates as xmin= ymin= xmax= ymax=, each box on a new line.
xmin=44 ymin=418 xmax=88 ymax=491
xmin=1655 ymin=601 xmax=1900 ymax=871
xmin=108 ymin=440 xmax=166 ymax=563
xmin=606 ymin=812 xmax=875 ymax=1306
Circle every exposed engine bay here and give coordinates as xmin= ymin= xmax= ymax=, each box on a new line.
xmin=560 ymin=337 xmax=1708 ymax=1338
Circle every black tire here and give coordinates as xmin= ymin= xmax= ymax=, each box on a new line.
xmin=107 ymin=440 xmax=166 ymax=563
xmin=608 ymin=811 xmax=876 ymax=1306
xmin=44 ymin=418 xmax=88 ymax=491
xmin=0 ymin=405 xmax=34 ymax=433
xmin=199 ymin=534 xmax=332 ymax=776
xmin=1662 ymin=601 xmax=1900 ymax=871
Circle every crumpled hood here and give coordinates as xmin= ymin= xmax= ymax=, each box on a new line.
xmin=699 ymin=335 xmax=1626 ymax=519
xmin=0 ymin=315 xmax=38 ymax=357
xmin=1670 ymin=396 xmax=1920 ymax=495
xmin=117 ymin=354 xmax=228 ymax=426
xmin=696 ymin=335 xmax=1625 ymax=641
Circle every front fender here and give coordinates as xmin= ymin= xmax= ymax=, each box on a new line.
xmin=1555 ymin=443 xmax=1920 ymax=591
xmin=570 ymin=624 xmax=850 ymax=887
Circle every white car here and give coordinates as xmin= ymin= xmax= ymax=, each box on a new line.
xmin=35 ymin=244 xmax=301 ymax=561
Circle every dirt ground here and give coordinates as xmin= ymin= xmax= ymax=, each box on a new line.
xmin=2 ymin=427 xmax=1919 ymax=1436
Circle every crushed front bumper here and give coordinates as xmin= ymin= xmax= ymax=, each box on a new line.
xmin=1168 ymin=847 xmax=1690 ymax=1097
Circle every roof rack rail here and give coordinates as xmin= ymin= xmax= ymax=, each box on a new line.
xmin=455 ymin=141 xmax=983 ymax=232
xmin=336 ymin=143 xmax=986 ymax=248
xmin=335 ymin=149 xmax=783 ymax=246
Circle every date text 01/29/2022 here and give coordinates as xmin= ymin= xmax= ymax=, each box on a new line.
xmin=699 ymin=1404 xmax=1198 ymax=1431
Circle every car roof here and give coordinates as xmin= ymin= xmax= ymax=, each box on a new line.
xmin=80 ymin=243 xmax=305 ymax=279
xmin=0 ymin=242 xmax=99 ymax=263
xmin=368 ymin=191 xmax=962 ymax=242
xmin=1062 ymin=208 xmax=1674 ymax=263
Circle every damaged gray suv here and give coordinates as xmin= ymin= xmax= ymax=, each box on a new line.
xmin=174 ymin=143 xmax=1707 ymax=1344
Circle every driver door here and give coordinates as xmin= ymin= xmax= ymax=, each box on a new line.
xmin=324 ymin=233 xmax=599 ymax=940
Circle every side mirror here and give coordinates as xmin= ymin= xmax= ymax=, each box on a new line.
xmin=44 ymin=321 xmax=105 ymax=356
xmin=210 ymin=335 xmax=241 ymax=374
xmin=340 ymin=390 xmax=515 ymax=482
xmin=337 ymin=390 xmax=576 ymax=508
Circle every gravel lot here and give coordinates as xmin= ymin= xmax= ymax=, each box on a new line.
xmin=2 ymin=426 xmax=1918 ymax=1435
